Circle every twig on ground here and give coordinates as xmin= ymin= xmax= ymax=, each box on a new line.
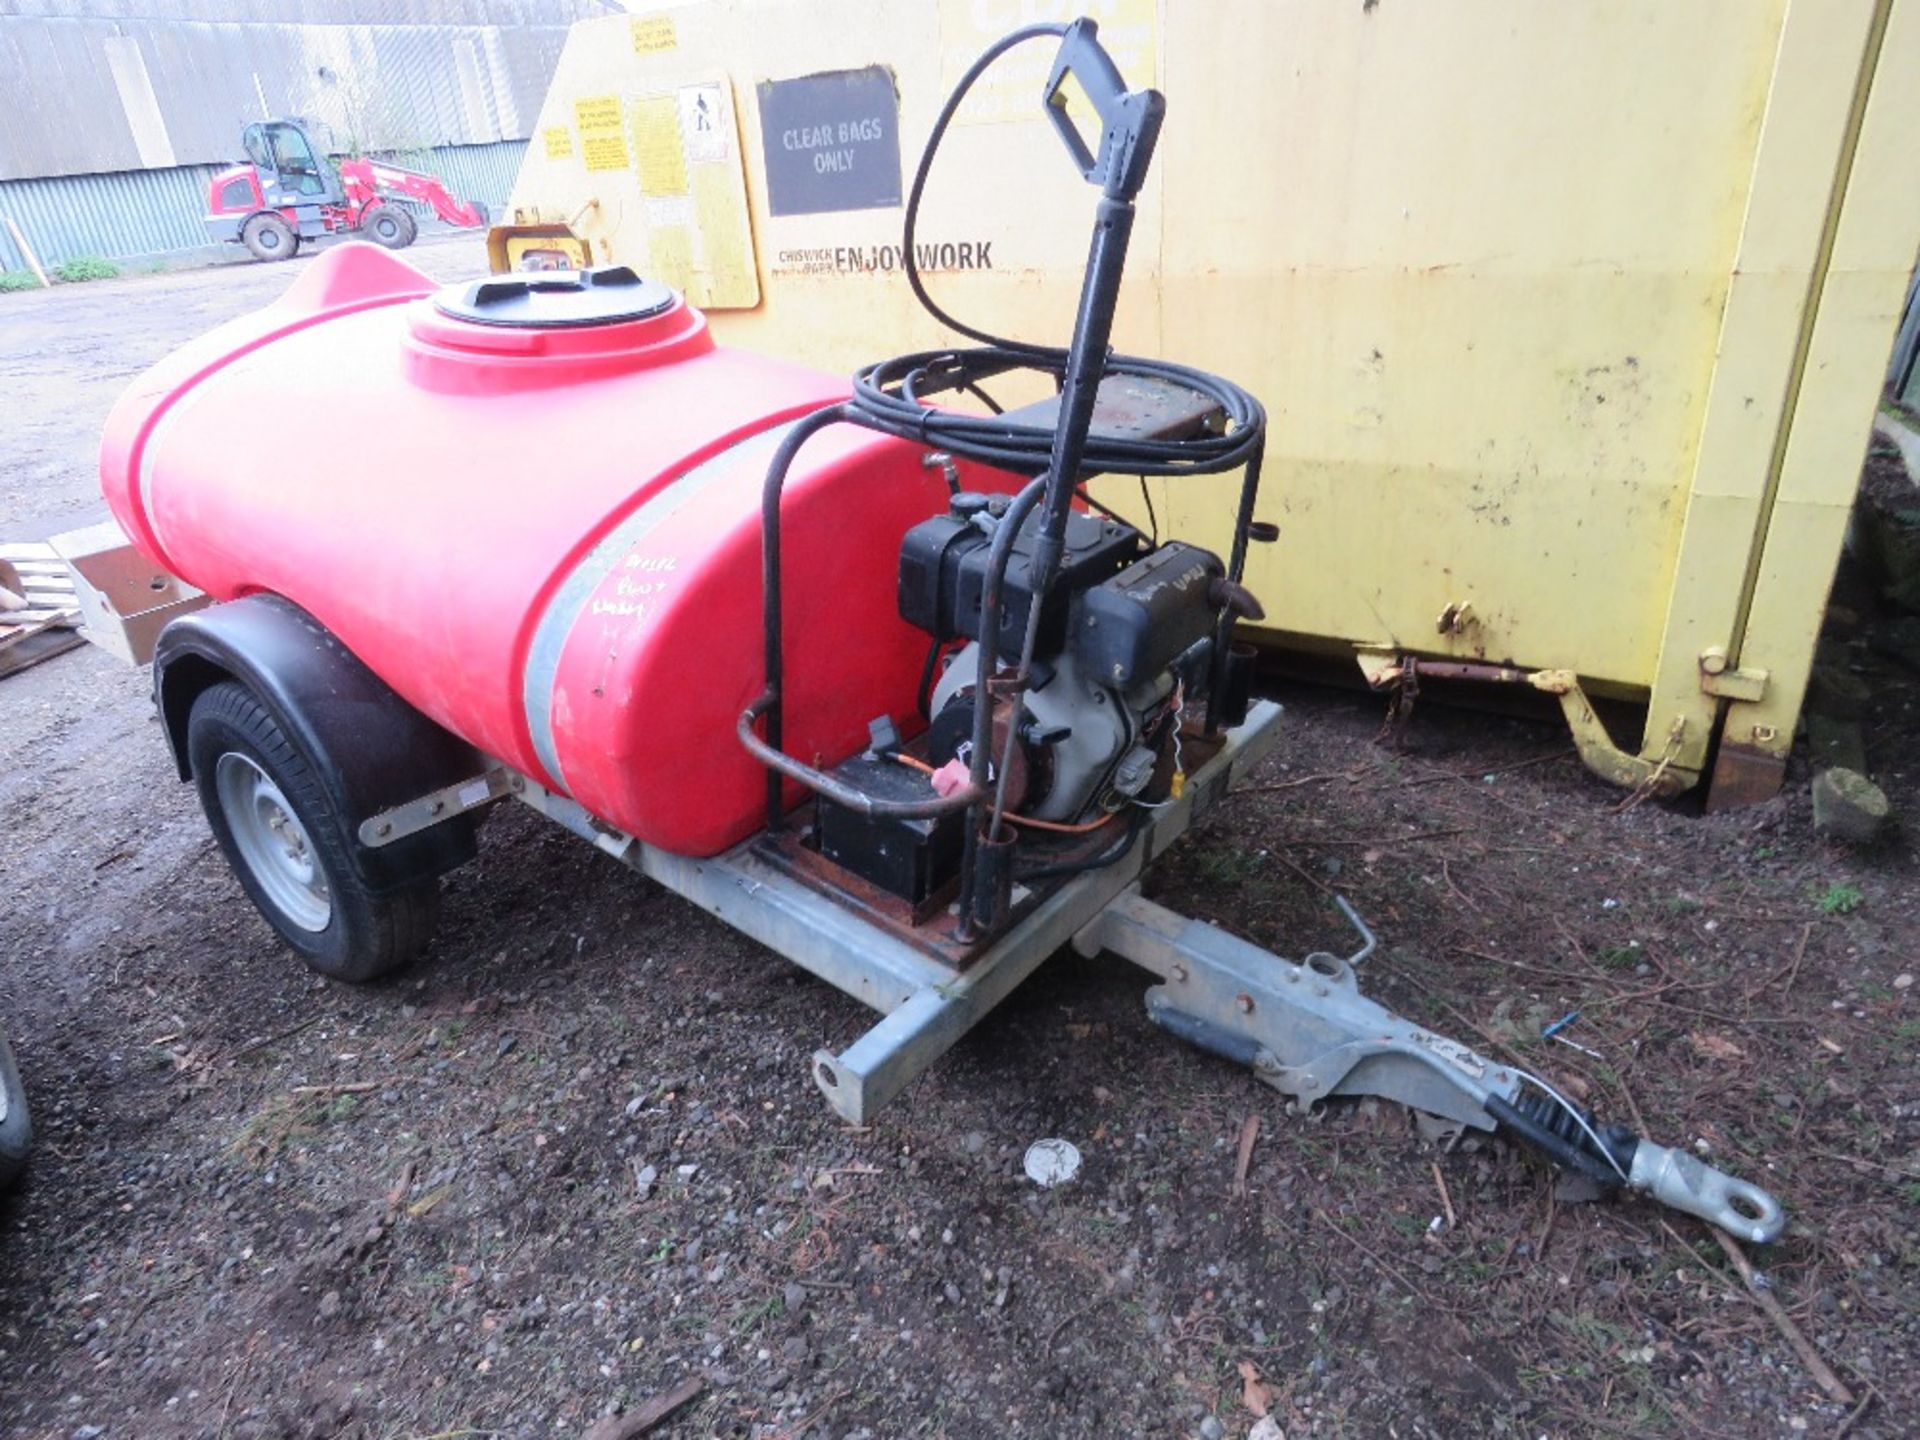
xmin=385 ymin=1160 xmax=418 ymax=1220
xmin=290 ymin=1081 xmax=380 ymax=1096
xmin=1741 ymin=921 xmax=1812 ymax=1004
xmin=1710 ymin=1228 xmax=1855 ymax=1407
xmin=1315 ymin=1212 xmax=1433 ymax=1306
xmin=1400 ymin=748 xmax=1577 ymax=789
xmin=227 ymin=1013 xmax=322 ymax=1061
xmin=1804 ymin=1146 xmax=1919 ymax=1181
xmin=215 ymin=1334 xmax=259 ymax=1439
xmin=580 ymin=1375 xmax=706 ymax=1440
xmin=1440 ymin=857 xmax=1482 ymax=915
xmin=1226 ymin=767 xmax=1371 ymax=797
xmin=1233 ymin=1115 xmax=1260 ymax=1198
xmin=1270 ymin=847 xmax=1334 ymax=896
xmin=1835 ymin=1381 xmax=1879 ymax=1438
xmin=1430 ymin=1160 xmax=1457 ymax=1230
xmin=1047 ymin=1291 xmax=1117 ymax=1351
xmin=1272 ymin=827 xmax=1470 ymax=849
xmin=776 ymin=1386 xmax=851 ymax=1440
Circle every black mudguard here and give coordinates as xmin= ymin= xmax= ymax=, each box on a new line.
xmin=153 ymin=595 xmax=483 ymax=893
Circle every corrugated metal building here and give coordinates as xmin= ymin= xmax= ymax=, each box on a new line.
xmin=0 ymin=0 xmax=612 ymax=268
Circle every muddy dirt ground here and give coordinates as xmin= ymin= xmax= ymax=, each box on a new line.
xmin=2 ymin=246 xmax=1916 ymax=1439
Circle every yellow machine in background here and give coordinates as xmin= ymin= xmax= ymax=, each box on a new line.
xmin=489 ymin=0 xmax=1920 ymax=807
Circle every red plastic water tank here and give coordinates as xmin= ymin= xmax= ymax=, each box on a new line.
xmin=101 ymin=244 xmax=1023 ymax=856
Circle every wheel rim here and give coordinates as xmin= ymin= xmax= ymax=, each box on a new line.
xmin=259 ymin=227 xmax=284 ymax=253
xmin=373 ymin=215 xmax=397 ymax=241
xmin=215 ymin=752 xmax=331 ymax=932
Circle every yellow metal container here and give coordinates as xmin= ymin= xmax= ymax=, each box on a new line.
xmin=496 ymin=0 xmax=1920 ymax=804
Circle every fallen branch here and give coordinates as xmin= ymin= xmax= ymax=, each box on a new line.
xmin=291 ymin=1081 xmax=380 ymax=1096
xmin=581 ymin=1375 xmax=705 ymax=1440
xmin=1711 ymin=1228 xmax=1854 ymax=1407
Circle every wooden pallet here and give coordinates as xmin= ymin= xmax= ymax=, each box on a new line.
xmin=0 ymin=540 xmax=84 ymax=678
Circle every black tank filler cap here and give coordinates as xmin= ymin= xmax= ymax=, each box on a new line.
xmin=433 ymin=265 xmax=679 ymax=329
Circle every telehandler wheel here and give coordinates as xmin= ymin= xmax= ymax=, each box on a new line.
xmin=187 ymin=680 xmax=439 ymax=983
xmin=361 ymin=204 xmax=415 ymax=250
xmin=241 ymin=213 xmax=298 ymax=262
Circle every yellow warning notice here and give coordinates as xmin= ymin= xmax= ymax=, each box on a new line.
xmin=574 ymin=94 xmax=629 ymax=172
xmin=574 ymin=95 xmax=620 ymax=132
xmin=630 ymin=94 xmax=688 ymax=197
xmin=630 ymin=13 xmax=677 ymax=56
xmin=542 ymin=125 xmax=573 ymax=160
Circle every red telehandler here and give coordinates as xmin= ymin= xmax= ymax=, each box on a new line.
xmin=204 ymin=118 xmax=489 ymax=262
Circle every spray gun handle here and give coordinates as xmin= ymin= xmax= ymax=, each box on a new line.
xmin=1044 ymin=17 xmax=1166 ymax=201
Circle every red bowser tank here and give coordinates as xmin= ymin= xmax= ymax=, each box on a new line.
xmin=99 ymin=243 xmax=1024 ymax=857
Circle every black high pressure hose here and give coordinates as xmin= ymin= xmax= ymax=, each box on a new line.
xmin=838 ymin=25 xmax=1266 ymax=480
xmin=749 ymin=19 xmax=1269 ymax=924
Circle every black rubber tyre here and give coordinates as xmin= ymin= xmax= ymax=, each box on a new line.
xmin=187 ymin=681 xmax=438 ymax=983
xmin=0 ymin=1031 xmax=29 ymax=1192
xmin=241 ymin=212 xmax=297 ymax=262
xmin=361 ymin=203 xmax=414 ymax=250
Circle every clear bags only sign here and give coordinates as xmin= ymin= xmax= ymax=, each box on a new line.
xmin=756 ymin=66 xmax=903 ymax=217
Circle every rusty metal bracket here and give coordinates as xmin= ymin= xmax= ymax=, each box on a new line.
xmin=356 ymin=765 xmax=521 ymax=847
xmin=1354 ymin=647 xmax=1694 ymax=796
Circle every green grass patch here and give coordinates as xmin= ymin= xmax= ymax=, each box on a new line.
xmin=52 ymin=255 xmax=119 ymax=283
xmin=1816 ymin=882 xmax=1864 ymax=915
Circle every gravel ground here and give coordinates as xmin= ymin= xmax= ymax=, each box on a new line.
xmin=1 ymin=243 xmax=1915 ymax=1440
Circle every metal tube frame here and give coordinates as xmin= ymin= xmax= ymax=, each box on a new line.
xmin=518 ymin=699 xmax=1284 ymax=1124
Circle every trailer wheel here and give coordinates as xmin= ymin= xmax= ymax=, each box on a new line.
xmin=0 ymin=1032 xmax=29 ymax=1191
xmin=361 ymin=204 xmax=415 ymax=250
xmin=187 ymin=680 xmax=439 ymax=983
xmin=241 ymin=213 xmax=298 ymax=262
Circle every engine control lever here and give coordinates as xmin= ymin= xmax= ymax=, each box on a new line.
xmin=1073 ymin=889 xmax=1787 ymax=1243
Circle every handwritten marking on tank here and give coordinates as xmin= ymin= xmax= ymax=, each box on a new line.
xmin=589 ymin=598 xmax=651 ymax=621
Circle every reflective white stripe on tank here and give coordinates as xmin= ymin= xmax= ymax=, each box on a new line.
xmin=134 ymin=380 xmax=215 ymax=559
xmin=522 ymin=421 xmax=799 ymax=794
